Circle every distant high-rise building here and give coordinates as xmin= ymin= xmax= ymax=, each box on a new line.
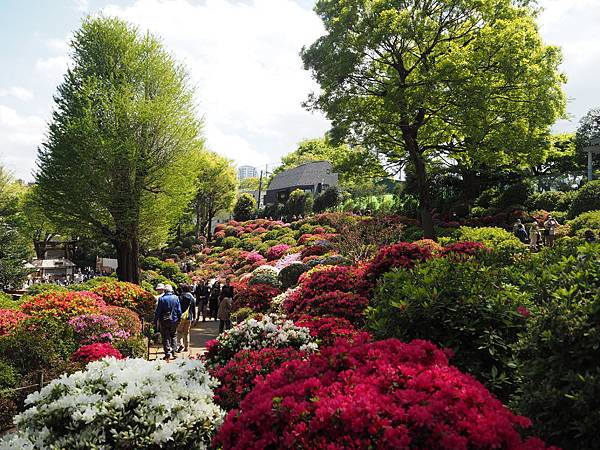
xmin=238 ymin=165 xmax=258 ymax=180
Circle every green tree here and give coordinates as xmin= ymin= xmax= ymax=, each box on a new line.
xmin=0 ymin=222 xmax=33 ymax=290
xmin=314 ymin=186 xmax=340 ymax=213
xmin=239 ymin=177 xmax=259 ymax=190
xmin=35 ymin=17 xmax=204 ymax=283
xmin=302 ymin=0 xmax=566 ymax=238
xmin=191 ymin=151 xmax=237 ymax=241
xmin=233 ymin=193 xmax=257 ymax=222
xmin=577 ymin=107 xmax=600 ymax=147
xmin=285 ymin=189 xmax=312 ymax=217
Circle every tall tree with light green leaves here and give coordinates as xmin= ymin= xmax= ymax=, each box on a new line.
xmin=302 ymin=0 xmax=566 ymax=238
xmin=36 ymin=17 xmax=205 ymax=283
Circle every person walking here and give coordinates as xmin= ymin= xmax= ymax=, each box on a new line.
xmin=220 ymin=278 xmax=234 ymax=304
xmin=529 ymin=223 xmax=539 ymax=251
xmin=194 ymin=280 xmax=210 ymax=322
xmin=515 ymin=222 xmax=529 ymax=244
xmin=209 ymin=280 xmax=221 ymax=321
xmin=153 ymin=285 xmax=181 ymax=361
xmin=544 ymin=215 xmax=559 ymax=247
xmin=176 ymin=284 xmax=196 ymax=353
xmin=217 ymin=292 xmax=233 ymax=334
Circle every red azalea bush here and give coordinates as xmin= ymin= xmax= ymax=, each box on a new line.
xmin=215 ymin=338 xmax=555 ymax=450
xmin=300 ymin=244 xmax=329 ymax=258
xmin=211 ymin=347 xmax=306 ymax=411
xmin=297 ymin=265 xmax=360 ymax=298
xmin=90 ymin=282 xmax=155 ymax=317
xmin=233 ymin=281 xmax=282 ymax=313
xmin=71 ymin=342 xmax=124 ymax=364
xmin=294 ymin=315 xmax=366 ymax=347
xmin=266 ymin=244 xmax=290 ymax=261
xmin=20 ymin=291 xmax=105 ymax=321
xmin=442 ymin=241 xmax=490 ymax=258
xmin=362 ymin=242 xmax=432 ymax=289
xmin=284 ymin=290 xmax=369 ymax=323
xmin=0 ymin=309 xmax=29 ymax=336
xmin=100 ymin=305 xmax=143 ymax=335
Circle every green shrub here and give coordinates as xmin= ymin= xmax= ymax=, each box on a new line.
xmin=248 ymin=271 xmax=281 ymax=288
xmin=0 ymin=361 xmax=19 ymax=393
xmin=527 ymin=190 xmax=574 ymax=212
xmin=114 ymin=335 xmax=148 ymax=359
xmin=68 ymin=276 xmax=118 ymax=291
xmin=222 ymin=236 xmax=241 ymax=249
xmin=230 ymin=307 xmax=256 ymax=324
xmin=369 ymin=258 xmax=528 ymax=401
xmin=0 ymin=292 xmax=22 ymax=309
xmin=569 ymin=180 xmax=600 ymax=218
xmin=26 ymin=284 xmax=68 ymax=296
xmin=569 ymin=210 xmax=600 ymax=237
xmin=513 ymin=244 xmax=600 ymax=449
xmin=278 ymin=263 xmax=308 ymax=289
xmin=455 ymin=226 xmax=527 ymax=265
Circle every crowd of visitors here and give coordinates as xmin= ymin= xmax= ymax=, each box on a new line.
xmin=153 ymin=278 xmax=234 ymax=360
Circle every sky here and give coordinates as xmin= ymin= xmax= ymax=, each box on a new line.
xmin=0 ymin=0 xmax=599 ymax=182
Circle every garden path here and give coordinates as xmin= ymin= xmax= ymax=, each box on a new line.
xmin=148 ymin=320 xmax=219 ymax=360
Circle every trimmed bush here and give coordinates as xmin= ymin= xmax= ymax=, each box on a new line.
xmin=568 ymin=210 xmax=600 ymax=237
xmin=278 ymin=262 xmax=308 ymax=289
xmin=569 ymin=180 xmax=600 ymax=218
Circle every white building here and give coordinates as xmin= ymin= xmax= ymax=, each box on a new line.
xmin=238 ymin=165 xmax=258 ymax=180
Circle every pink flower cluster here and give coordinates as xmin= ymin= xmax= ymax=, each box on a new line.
xmin=0 ymin=309 xmax=29 ymax=336
xmin=266 ymin=244 xmax=290 ymax=261
xmin=71 ymin=342 xmax=124 ymax=364
xmin=215 ymin=338 xmax=556 ymax=450
xmin=294 ymin=315 xmax=367 ymax=347
xmin=68 ymin=314 xmax=130 ymax=345
xmin=210 ymin=347 xmax=306 ymax=411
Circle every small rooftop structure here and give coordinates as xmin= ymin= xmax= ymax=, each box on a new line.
xmin=31 ymin=258 xmax=76 ymax=281
xmin=264 ymin=161 xmax=339 ymax=205
xmin=583 ymin=136 xmax=600 ymax=181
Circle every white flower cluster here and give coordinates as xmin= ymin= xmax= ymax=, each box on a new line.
xmin=251 ymin=264 xmax=280 ymax=276
xmin=270 ymin=287 xmax=300 ymax=313
xmin=208 ymin=314 xmax=317 ymax=366
xmin=0 ymin=358 xmax=225 ymax=450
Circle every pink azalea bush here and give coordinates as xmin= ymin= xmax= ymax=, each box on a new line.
xmin=68 ymin=314 xmax=130 ymax=345
xmin=266 ymin=244 xmax=290 ymax=261
xmin=71 ymin=342 xmax=124 ymax=364
xmin=215 ymin=338 xmax=555 ymax=450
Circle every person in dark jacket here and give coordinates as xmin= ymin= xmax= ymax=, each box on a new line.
xmin=176 ymin=284 xmax=196 ymax=353
xmin=218 ymin=278 xmax=235 ymax=333
xmin=220 ymin=278 xmax=234 ymax=302
xmin=153 ymin=285 xmax=182 ymax=360
xmin=209 ymin=281 xmax=221 ymax=320
xmin=195 ymin=280 xmax=210 ymax=322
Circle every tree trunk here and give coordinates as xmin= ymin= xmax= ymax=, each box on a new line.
xmin=114 ymin=232 xmax=140 ymax=284
xmin=194 ymin=201 xmax=201 ymax=240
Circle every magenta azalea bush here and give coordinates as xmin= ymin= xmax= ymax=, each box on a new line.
xmin=68 ymin=314 xmax=130 ymax=345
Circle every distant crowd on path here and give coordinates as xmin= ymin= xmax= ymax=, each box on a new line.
xmin=153 ymin=278 xmax=234 ymax=361
xmin=513 ymin=216 xmax=596 ymax=251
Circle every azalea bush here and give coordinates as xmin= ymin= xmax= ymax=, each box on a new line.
xmin=284 ymin=289 xmax=369 ymax=324
xmin=215 ymin=338 xmax=553 ymax=450
xmin=369 ymin=257 xmax=528 ymax=401
xmin=20 ymin=291 xmax=105 ymax=321
xmin=71 ymin=342 xmax=124 ymax=363
xmin=232 ymin=281 xmax=281 ymax=313
xmin=210 ymin=347 xmax=306 ymax=411
xmin=278 ymin=262 xmax=308 ymax=289
xmin=68 ymin=314 xmax=130 ymax=345
xmin=1 ymin=358 xmax=225 ymax=449
xmin=0 ymin=309 xmax=28 ymax=336
xmin=203 ymin=314 xmax=317 ymax=368
xmin=100 ymin=305 xmax=142 ymax=335
xmin=266 ymin=244 xmax=290 ymax=261
xmin=90 ymin=282 xmax=155 ymax=317
xmin=294 ymin=315 xmax=365 ymax=347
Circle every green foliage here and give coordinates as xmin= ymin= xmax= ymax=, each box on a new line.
xmin=278 ymin=263 xmax=309 ymax=289
xmin=527 ymin=190 xmax=574 ymax=212
xmin=26 ymin=284 xmax=68 ymax=296
xmin=239 ymin=177 xmax=259 ymax=191
xmin=233 ymin=193 xmax=257 ymax=222
xmin=456 ymin=226 xmax=526 ymax=265
xmin=113 ymin=335 xmax=147 ymax=359
xmin=0 ymin=222 xmax=33 ymax=290
xmin=0 ymin=292 xmax=21 ymax=310
xmin=569 ymin=181 xmax=600 ymax=218
xmin=230 ymin=307 xmax=257 ymax=324
xmin=369 ymin=258 xmax=527 ymax=401
xmin=513 ymin=244 xmax=600 ymax=449
xmin=285 ymin=189 xmax=312 ymax=217
xmin=313 ymin=186 xmax=340 ymax=213
xmin=569 ymin=211 xmax=600 ymax=237
xmin=139 ymin=256 xmax=188 ymax=285
xmin=35 ymin=17 xmax=205 ymax=282
xmin=222 ymin=236 xmax=241 ymax=249
xmin=0 ymin=361 xmax=19 ymax=392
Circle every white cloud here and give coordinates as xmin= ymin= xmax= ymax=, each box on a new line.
xmin=0 ymin=87 xmax=34 ymax=101
xmin=74 ymin=0 xmax=90 ymax=12
xmin=35 ymin=55 xmax=70 ymax=85
xmin=102 ymin=0 xmax=329 ymax=167
xmin=0 ymin=105 xmax=46 ymax=181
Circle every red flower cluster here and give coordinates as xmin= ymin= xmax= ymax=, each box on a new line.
xmin=215 ymin=338 xmax=555 ymax=450
xmin=300 ymin=244 xmax=329 ymax=258
xmin=363 ymin=242 xmax=432 ymax=288
xmin=0 ymin=309 xmax=29 ymax=336
xmin=232 ymin=281 xmax=281 ymax=313
xmin=210 ymin=347 xmax=306 ymax=411
xmin=71 ymin=342 xmax=124 ymax=364
xmin=90 ymin=282 xmax=155 ymax=317
xmin=20 ymin=291 xmax=105 ymax=321
xmin=297 ymin=265 xmax=359 ymax=297
xmin=100 ymin=305 xmax=142 ymax=335
xmin=284 ymin=290 xmax=368 ymax=324
xmin=266 ymin=244 xmax=290 ymax=261
xmin=441 ymin=241 xmax=491 ymax=259
xmin=294 ymin=315 xmax=366 ymax=347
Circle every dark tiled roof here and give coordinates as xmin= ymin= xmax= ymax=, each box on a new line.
xmin=267 ymin=161 xmax=339 ymax=191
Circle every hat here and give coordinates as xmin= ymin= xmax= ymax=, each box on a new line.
xmin=164 ymin=284 xmax=174 ymax=293
xmin=156 ymin=283 xmax=166 ymax=291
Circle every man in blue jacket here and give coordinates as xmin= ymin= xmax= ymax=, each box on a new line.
xmin=154 ymin=285 xmax=182 ymax=360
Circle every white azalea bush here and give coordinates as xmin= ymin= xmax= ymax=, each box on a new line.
xmin=203 ymin=313 xmax=318 ymax=367
xmin=0 ymin=358 xmax=225 ymax=450
xmin=270 ymin=287 xmax=300 ymax=314
xmin=247 ymin=264 xmax=281 ymax=288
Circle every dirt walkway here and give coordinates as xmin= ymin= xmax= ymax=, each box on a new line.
xmin=149 ymin=320 xmax=220 ymax=360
